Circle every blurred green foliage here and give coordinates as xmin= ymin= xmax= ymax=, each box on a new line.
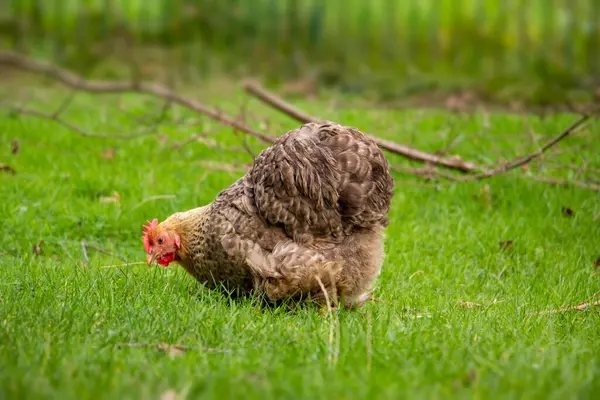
xmin=2 ymin=0 xmax=599 ymax=104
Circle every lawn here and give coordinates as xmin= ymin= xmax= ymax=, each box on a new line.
xmin=1 ymin=87 xmax=599 ymax=400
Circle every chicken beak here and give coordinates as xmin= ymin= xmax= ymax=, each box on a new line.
xmin=146 ymin=251 xmax=159 ymax=266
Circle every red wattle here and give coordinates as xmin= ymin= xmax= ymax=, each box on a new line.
xmin=158 ymin=252 xmax=175 ymax=267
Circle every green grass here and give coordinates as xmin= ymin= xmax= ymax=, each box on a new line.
xmin=1 ymin=86 xmax=600 ymax=399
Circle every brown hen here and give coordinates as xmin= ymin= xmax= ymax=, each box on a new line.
xmin=142 ymin=122 xmax=395 ymax=308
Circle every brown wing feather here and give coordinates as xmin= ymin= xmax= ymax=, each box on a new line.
xmin=243 ymin=122 xmax=394 ymax=244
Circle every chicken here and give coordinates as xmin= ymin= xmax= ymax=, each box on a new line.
xmin=142 ymin=122 xmax=395 ymax=308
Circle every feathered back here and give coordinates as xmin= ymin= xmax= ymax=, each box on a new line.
xmin=242 ymin=122 xmax=394 ymax=244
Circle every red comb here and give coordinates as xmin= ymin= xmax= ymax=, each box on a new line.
xmin=142 ymin=218 xmax=159 ymax=254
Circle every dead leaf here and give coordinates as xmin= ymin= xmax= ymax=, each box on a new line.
xmin=594 ymin=258 xmax=600 ymax=271
xmin=161 ymin=390 xmax=177 ymax=400
xmin=458 ymin=300 xmax=482 ymax=309
xmin=11 ymin=139 xmax=19 ymax=155
xmin=99 ymin=191 xmax=120 ymax=205
xmin=32 ymin=240 xmax=44 ymax=256
xmin=0 ymin=164 xmax=16 ymax=174
xmin=100 ymin=148 xmax=116 ymax=160
xmin=499 ymin=240 xmax=514 ymax=251
xmin=561 ymin=207 xmax=574 ymax=217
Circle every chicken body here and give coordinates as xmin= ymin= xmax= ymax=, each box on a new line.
xmin=145 ymin=122 xmax=395 ymax=307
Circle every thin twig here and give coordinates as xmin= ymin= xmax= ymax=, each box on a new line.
xmin=81 ymin=241 xmax=89 ymax=263
xmin=117 ymin=342 xmax=229 ymax=353
xmin=233 ymin=100 xmax=257 ymax=160
xmin=459 ymin=115 xmax=591 ymax=181
xmin=579 ymin=288 xmax=600 ymax=307
xmin=538 ymin=161 xmax=600 ymax=176
xmin=523 ymin=175 xmax=600 ymax=192
xmin=535 ymin=289 xmax=600 ymax=316
xmin=0 ymin=52 xmax=275 ymax=143
xmin=393 ymin=116 xmax=594 ymax=189
xmin=243 ymin=81 xmax=482 ymax=173
xmin=100 ymin=261 xmax=147 ymax=268
xmin=52 ymin=89 xmax=78 ymax=118
xmin=239 ymin=136 xmax=256 ymax=159
xmin=522 ymin=114 xmax=540 ymax=151
xmin=130 ymin=194 xmax=177 ymax=211
xmin=435 ymin=133 xmax=463 ymax=156
xmin=83 ymin=243 xmax=127 ymax=261
xmin=2 ymin=103 xmax=161 ymax=139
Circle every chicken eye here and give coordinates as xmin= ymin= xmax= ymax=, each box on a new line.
xmin=157 ymin=238 xmax=163 ymax=245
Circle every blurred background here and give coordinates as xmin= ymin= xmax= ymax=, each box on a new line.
xmin=1 ymin=0 xmax=599 ymax=108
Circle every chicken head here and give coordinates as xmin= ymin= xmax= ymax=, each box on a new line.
xmin=142 ymin=218 xmax=181 ymax=267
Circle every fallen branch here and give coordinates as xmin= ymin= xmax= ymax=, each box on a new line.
xmin=3 ymin=52 xmax=595 ymax=190
xmin=389 ymin=115 xmax=595 ymax=190
xmin=244 ymin=81 xmax=318 ymax=124
xmin=457 ymin=115 xmax=591 ymax=181
xmin=535 ymin=289 xmax=600 ymax=316
xmin=243 ymin=81 xmax=481 ymax=173
xmin=117 ymin=342 xmax=229 ymax=354
xmin=0 ymin=51 xmax=276 ymax=144
xmin=243 ymin=82 xmax=597 ymax=188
